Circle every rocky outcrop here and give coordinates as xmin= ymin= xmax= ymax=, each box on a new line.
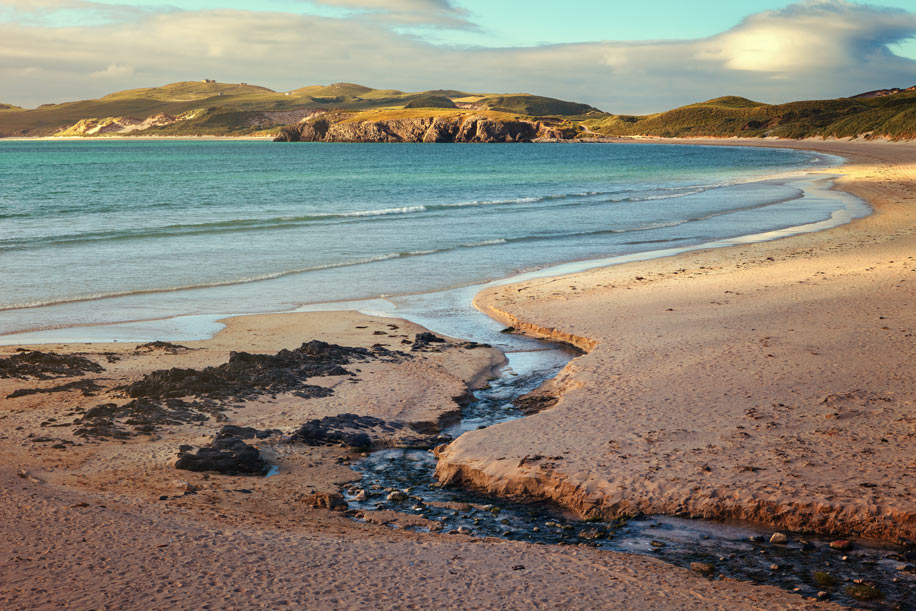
xmin=274 ymin=114 xmax=564 ymax=143
xmin=175 ymin=426 xmax=275 ymax=475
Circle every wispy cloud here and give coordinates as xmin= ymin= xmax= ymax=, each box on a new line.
xmin=0 ymin=1 xmax=914 ymax=112
xmin=309 ymin=0 xmax=472 ymax=27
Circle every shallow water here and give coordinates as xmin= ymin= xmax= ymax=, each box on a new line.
xmin=0 ymin=141 xmax=867 ymax=339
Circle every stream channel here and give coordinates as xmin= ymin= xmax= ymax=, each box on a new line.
xmin=323 ymin=284 xmax=916 ymax=610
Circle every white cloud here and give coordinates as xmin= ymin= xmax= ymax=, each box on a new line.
xmin=0 ymin=1 xmax=914 ymax=113
xmin=89 ymin=62 xmax=134 ymax=78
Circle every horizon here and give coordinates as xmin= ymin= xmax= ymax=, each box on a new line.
xmin=1 ymin=0 xmax=915 ymax=113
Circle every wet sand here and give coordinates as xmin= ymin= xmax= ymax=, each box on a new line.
xmin=440 ymin=139 xmax=916 ymax=543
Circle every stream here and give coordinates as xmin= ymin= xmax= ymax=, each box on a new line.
xmin=337 ymin=312 xmax=916 ymax=609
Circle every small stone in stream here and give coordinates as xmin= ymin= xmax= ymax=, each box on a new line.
xmin=770 ymin=564 xmax=780 ymax=571
xmin=354 ymin=490 xmax=369 ymax=501
xmin=650 ymin=541 xmax=665 ymax=548
xmin=386 ymin=491 xmax=408 ymax=502
xmin=303 ymin=492 xmax=347 ymax=511
xmin=175 ymin=437 xmax=269 ymax=475
xmin=830 ymin=540 xmax=852 ymax=551
xmin=770 ymin=532 xmax=788 ymax=544
xmin=456 ymin=526 xmax=472 ymax=535
xmin=749 ymin=535 xmax=764 ymax=542
xmin=817 ymin=591 xmax=829 ymax=599
xmin=690 ymin=562 xmax=714 ymax=575
xmin=578 ymin=528 xmax=603 ymax=540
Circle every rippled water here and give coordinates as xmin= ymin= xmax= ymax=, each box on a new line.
xmin=0 ymin=140 xmax=863 ymax=337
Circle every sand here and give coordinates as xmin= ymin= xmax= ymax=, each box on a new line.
xmin=3 ymin=138 xmax=901 ymax=609
xmin=440 ymin=138 xmax=916 ymax=543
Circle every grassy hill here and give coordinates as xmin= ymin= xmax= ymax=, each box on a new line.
xmin=3 ymin=81 xmax=914 ymax=139
xmin=0 ymin=81 xmax=596 ymax=137
xmin=586 ymin=90 xmax=916 ymax=140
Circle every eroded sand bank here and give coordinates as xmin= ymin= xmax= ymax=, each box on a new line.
xmin=439 ymin=139 xmax=916 ymax=543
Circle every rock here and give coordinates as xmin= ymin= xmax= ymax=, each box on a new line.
xmin=770 ymin=532 xmax=788 ymax=544
xmin=175 ymin=437 xmax=269 ymax=475
xmin=830 ymin=540 xmax=853 ymax=551
xmin=303 ymin=492 xmax=347 ymax=511
xmin=0 ymin=350 xmax=103 ymax=380
xmin=354 ymin=490 xmax=369 ymax=502
xmin=279 ymin=113 xmax=553 ymax=144
xmin=411 ymin=332 xmax=446 ymax=351
xmin=513 ymin=393 xmax=559 ymax=414
xmin=287 ymin=413 xmax=439 ymax=450
xmin=456 ymin=526 xmax=472 ymax=535
xmin=578 ymin=528 xmax=603 ymax=540
xmin=690 ymin=562 xmax=714 ymax=575
xmin=386 ymin=491 xmax=408 ymax=502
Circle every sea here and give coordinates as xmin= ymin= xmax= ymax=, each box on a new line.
xmin=0 ymin=140 xmax=869 ymax=343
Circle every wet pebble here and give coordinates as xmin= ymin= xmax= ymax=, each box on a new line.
xmin=769 ymin=532 xmax=788 ymax=544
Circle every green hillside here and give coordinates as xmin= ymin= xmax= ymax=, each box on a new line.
xmin=3 ymin=80 xmax=915 ymax=139
xmin=586 ymin=91 xmax=916 ymax=140
xmin=0 ymin=81 xmax=593 ymax=137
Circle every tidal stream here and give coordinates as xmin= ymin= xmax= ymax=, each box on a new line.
xmin=340 ymin=330 xmax=915 ymax=610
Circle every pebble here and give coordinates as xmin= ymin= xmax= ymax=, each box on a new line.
xmin=354 ymin=490 xmax=369 ymax=502
xmin=769 ymin=532 xmax=788 ymax=544
xmin=456 ymin=526 xmax=472 ymax=535
xmin=829 ymin=539 xmax=852 ymax=551
xmin=690 ymin=562 xmax=714 ymax=575
xmin=386 ymin=491 xmax=408 ymax=502
xmin=769 ymin=564 xmax=780 ymax=571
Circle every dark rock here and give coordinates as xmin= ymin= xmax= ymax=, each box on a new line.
xmin=75 ymin=397 xmax=226 ymax=439
xmin=214 ymin=425 xmax=280 ymax=440
xmin=175 ymin=438 xmax=269 ymax=475
xmin=513 ymin=393 xmax=559 ymax=414
xmin=135 ymin=341 xmax=189 ymax=354
xmin=120 ymin=340 xmax=378 ymax=402
xmin=0 ymin=350 xmax=103 ymax=380
xmin=411 ymin=332 xmax=446 ymax=351
xmin=287 ymin=413 xmax=438 ymax=450
xmin=7 ymin=378 xmax=102 ymax=399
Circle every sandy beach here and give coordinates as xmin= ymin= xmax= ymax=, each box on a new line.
xmin=441 ymin=138 xmax=916 ymax=542
xmin=3 ymin=137 xmax=912 ymax=608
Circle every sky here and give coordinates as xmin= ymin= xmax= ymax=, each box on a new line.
xmin=1 ymin=0 xmax=916 ymax=113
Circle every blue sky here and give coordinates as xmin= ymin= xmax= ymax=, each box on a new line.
xmin=1 ymin=0 xmax=915 ymax=111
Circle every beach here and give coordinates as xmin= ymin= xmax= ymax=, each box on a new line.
xmin=2 ymin=138 xmax=913 ymax=608
xmin=443 ymin=138 xmax=916 ymax=540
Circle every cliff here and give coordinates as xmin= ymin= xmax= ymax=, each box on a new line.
xmin=273 ymin=113 xmax=570 ymax=143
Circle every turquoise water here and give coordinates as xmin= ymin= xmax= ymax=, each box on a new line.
xmin=0 ymin=141 xmax=865 ymax=337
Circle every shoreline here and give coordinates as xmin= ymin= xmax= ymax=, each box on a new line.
xmin=0 ymin=149 xmax=863 ymax=344
xmin=437 ymin=138 xmax=916 ymax=542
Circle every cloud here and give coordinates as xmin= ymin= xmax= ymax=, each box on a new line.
xmin=0 ymin=1 xmax=914 ymax=113
xmin=89 ymin=62 xmax=134 ymax=78
xmin=309 ymin=0 xmax=471 ymax=26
